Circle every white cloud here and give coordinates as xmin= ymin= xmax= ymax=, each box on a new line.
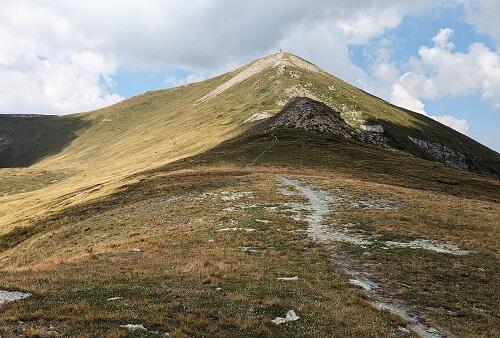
xmin=0 ymin=0 xmax=443 ymax=114
xmin=277 ymin=22 xmax=370 ymax=87
xmin=416 ymin=41 xmax=500 ymax=105
xmin=462 ymin=0 xmax=500 ymax=44
xmin=371 ymin=61 xmax=400 ymax=84
xmin=163 ymin=73 xmax=207 ymax=88
xmin=390 ymin=84 xmax=427 ymax=114
xmin=0 ymin=3 xmax=122 ymax=115
xmin=0 ymin=52 xmax=122 ymax=114
xmin=389 ymin=84 xmax=469 ymax=134
xmin=387 ymin=27 xmax=500 ymax=134
xmin=50 ymin=0 xmax=438 ymax=69
xmin=432 ymin=28 xmax=455 ymax=50
xmin=337 ymin=8 xmax=402 ymax=44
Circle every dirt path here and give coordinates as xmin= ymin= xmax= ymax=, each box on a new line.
xmin=277 ymin=176 xmax=447 ymax=338
xmin=250 ymin=135 xmax=277 ymax=166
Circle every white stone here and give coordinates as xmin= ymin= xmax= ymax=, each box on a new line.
xmin=107 ymin=297 xmax=123 ymax=301
xmin=271 ymin=310 xmax=300 ymax=325
xmin=277 ymin=276 xmax=299 ymax=281
xmin=0 ymin=290 xmax=31 ymax=304
xmin=120 ymin=324 xmax=147 ymax=331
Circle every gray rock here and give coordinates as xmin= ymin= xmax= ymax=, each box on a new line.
xmin=255 ymin=97 xmax=390 ymax=148
xmin=267 ymin=97 xmax=359 ymax=139
xmin=0 ymin=290 xmax=31 ymax=304
xmin=361 ymin=124 xmax=384 ymax=133
xmin=409 ymin=136 xmax=468 ymax=170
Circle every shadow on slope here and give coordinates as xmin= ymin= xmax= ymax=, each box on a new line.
xmin=165 ymin=128 xmax=499 ymax=202
xmin=0 ymin=115 xmax=90 ymax=168
xmin=362 ymin=114 xmax=500 ymax=178
xmin=2 ymin=126 xmax=499 ymax=263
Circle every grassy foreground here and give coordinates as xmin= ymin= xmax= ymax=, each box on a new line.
xmin=0 ymin=132 xmax=498 ymax=336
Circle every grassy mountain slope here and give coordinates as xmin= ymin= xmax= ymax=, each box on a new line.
xmin=0 ymin=52 xmax=499 ymax=228
xmin=0 ymin=123 xmax=498 ymax=336
xmin=0 ymin=53 xmax=499 ymax=336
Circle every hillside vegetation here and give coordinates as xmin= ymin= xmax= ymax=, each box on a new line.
xmin=0 ymin=52 xmax=499 ymax=337
xmin=1 ymin=52 xmax=499 ymax=229
xmin=0 ymin=125 xmax=498 ymax=336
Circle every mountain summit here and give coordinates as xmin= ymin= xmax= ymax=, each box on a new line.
xmin=0 ymin=51 xmax=499 ymax=226
xmin=196 ymin=52 xmax=324 ymax=104
xmin=1 ymin=52 xmax=498 ymax=183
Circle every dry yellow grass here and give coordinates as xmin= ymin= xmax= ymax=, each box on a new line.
xmin=1 ymin=53 xmax=499 ymax=337
xmin=2 ymin=53 xmax=497 ymax=234
xmin=0 ymin=162 xmax=498 ymax=336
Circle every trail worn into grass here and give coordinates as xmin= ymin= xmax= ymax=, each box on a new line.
xmin=277 ymin=175 xmax=455 ymax=338
xmin=0 ymin=168 xmax=497 ymax=337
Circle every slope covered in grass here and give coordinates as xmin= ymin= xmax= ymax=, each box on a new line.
xmin=0 ymin=52 xmax=498 ymax=230
xmin=0 ymin=127 xmax=498 ymax=336
xmin=1 ymin=74 xmax=499 ymax=335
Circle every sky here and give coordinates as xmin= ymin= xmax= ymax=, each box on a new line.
xmin=0 ymin=1 xmax=499 ymax=151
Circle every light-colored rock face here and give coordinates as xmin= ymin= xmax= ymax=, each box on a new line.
xmin=276 ymin=85 xmax=320 ymax=106
xmin=197 ymin=53 xmax=323 ymax=104
xmin=277 ymin=53 xmax=323 ymax=73
xmin=244 ymin=112 xmax=272 ymax=123
xmin=361 ymin=124 xmax=384 ymax=133
xmin=409 ymin=136 xmax=468 ymax=170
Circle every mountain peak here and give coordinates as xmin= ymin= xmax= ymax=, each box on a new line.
xmin=256 ymin=51 xmax=324 ymax=74
xmin=196 ymin=52 xmax=323 ymax=103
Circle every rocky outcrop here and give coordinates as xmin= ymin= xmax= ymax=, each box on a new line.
xmin=247 ymin=97 xmax=499 ymax=178
xmin=254 ymin=97 xmax=390 ymax=149
xmin=266 ymin=97 xmax=359 ymax=138
xmin=408 ymin=136 xmax=499 ymax=177
xmin=408 ymin=137 xmax=468 ymax=170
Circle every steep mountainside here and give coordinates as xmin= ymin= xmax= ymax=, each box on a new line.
xmin=0 ymin=52 xmax=499 ymax=227
xmin=1 ymin=101 xmax=499 ymax=336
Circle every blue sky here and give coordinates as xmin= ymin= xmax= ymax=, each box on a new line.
xmin=1 ymin=1 xmax=499 ymax=151
xmin=348 ymin=3 xmax=500 ymax=150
